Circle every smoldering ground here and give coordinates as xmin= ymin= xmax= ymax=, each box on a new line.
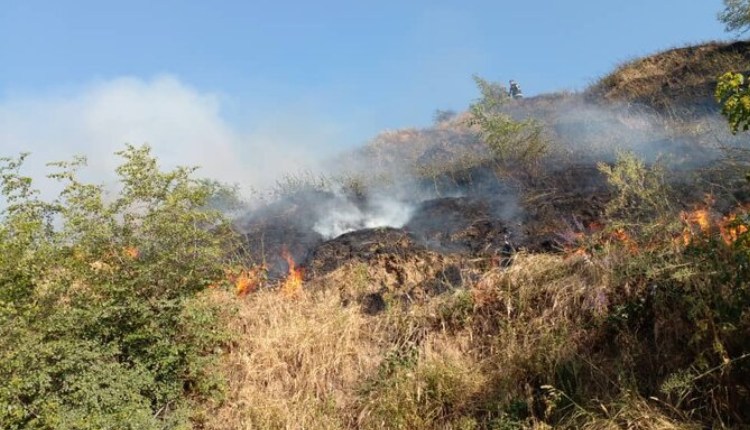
xmin=2 ymin=77 xmax=742 ymax=275
xmin=235 ymin=91 xmax=746 ymax=277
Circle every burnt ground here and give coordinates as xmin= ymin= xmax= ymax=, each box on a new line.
xmin=237 ymin=195 xmax=514 ymax=282
xmin=305 ymin=227 xmax=476 ymax=313
xmin=232 ymin=146 xmax=746 ymax=319
xmin=404 ymin=197 xmax=512 ymax=255
xmin=235 ymin=191 xmax=327 ymax=278
xmin=236 ymin=162 xmax=612 ymax=282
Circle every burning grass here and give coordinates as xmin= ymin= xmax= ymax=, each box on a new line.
xmin=206 ymin=255 xmax=672 ymax=429
xmin=193 ymin=40 xmax=750 ymax=429
xmin=203 ymin=158 xmax=750 ymax=428
xmin=200 ymin=141 xmax=750 ymax=429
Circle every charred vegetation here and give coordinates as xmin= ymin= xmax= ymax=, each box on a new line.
xmin=206 ymin=40 xmax=750 ymax=430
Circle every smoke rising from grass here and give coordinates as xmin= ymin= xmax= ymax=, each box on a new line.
xmin=4 ymin=75 xmax=741 ymax=249
xmin=312 ymin=191 xmax=416 ymax=239
xmin=293 ymin=92 xmax=744 ymax=246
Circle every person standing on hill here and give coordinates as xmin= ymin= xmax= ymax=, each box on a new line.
xmin=509 ymin=80 xmax=523 ymax=99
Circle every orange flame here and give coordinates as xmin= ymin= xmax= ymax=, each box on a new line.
xmin=609 ymin=228 xmax=629 ymax=242
xmin=678 ymin=207 xmax=713 ymax=245
xmin=563 ymin=246 xmax=590 ymax=261
xmin=235 ymin=267 xmax=264 ymax=296
xmin=682 ymin=208 xmax=711 ymax=233
xmin=562 ymin=225 xmax=640 ymax=259
xmin=675 ymin=207 xmax=713 ymax=246
xmin=123 ymin=246 xmax=140 ymax=260
xmin=608 ymin=228 xmax=639 ymax=253
xmin=280 ymin=249 xmax=304 ymax=299
xmin=206 ymin=265 xmax=265 ymax=295
xmin=719 ymin=213 xmax=749 ymax=245
xmin=677 ymin=204 xmax=749 ymax=246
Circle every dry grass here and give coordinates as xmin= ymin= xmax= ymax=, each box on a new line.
xmin=355 ymin=333 xmax=487 ymax=430
xmin=198 ymin=244 xmax=740 ymax=428
xmin=199 ymin=254 xmax=618 ymax=429
xmin=587 ymin=41 xmax=750 ymax=115
xmin=202 ymin=288 xmax=384 ymax=429
xmin=572 ymin=393 xmax=702 ymax=430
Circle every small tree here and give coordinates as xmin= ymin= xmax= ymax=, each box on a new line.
xmin=716 ymin=71 xmax=750 ymax=133
xmin=468 ymin=75 xmax=546 ymax=166
xmin=718 ymin=0 xmax=750 ymax=34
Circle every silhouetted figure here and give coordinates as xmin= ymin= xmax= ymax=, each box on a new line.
xmin=509 ymin=80 xmax=523 ymax=99
xmin=499 ymin=234 xmax=515 ymax=268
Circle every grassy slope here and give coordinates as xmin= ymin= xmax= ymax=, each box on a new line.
xmin=586 ymin=40 xmax=750 ymax=116
xmin=203 ymin=42 xmax=750 ymax=429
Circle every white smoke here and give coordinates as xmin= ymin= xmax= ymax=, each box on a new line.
xmin=313 ymin=191 xmax=415 ymax=239
xmin=0 ymin=75 xmax=328 ymax=198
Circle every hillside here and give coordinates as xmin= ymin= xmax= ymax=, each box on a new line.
xmin=3 ymin=41 xmax=750 ymax=430
xmin=210 ymin=42 xmax=750 ymax=429
xmin=587 ymin=40 xmax=750 ymax=116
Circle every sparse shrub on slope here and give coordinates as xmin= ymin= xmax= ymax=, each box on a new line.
xmin=597 ymin=150 xmax=675 ymax=233
xmin=716 ymin=71 xmax=750 ymax=133
xmin=0 ymin=145 xmax=236 ymax=429
xmin=469 ymin=76 xmax=547 ymax=169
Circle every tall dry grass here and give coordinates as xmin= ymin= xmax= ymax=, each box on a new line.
xmin=202 ymin=287 xmax=384 ymax=429
xmin=198 ymin=250 xmax=719 ymax=429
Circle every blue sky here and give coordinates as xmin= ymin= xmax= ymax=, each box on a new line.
xmin=0 ymin=0 xmax=735 ymax=188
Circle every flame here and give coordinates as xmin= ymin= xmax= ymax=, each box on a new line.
xmin=609 ymin=228 xmax=639 ymax=253
xmin=677 ymin=205 xmax=750 ymax=246
xmin=206 ymin=265 xmax=265 ymax=295
xmin=123 ymin=246 xmax=140 ymax=260
xmin=281 ymin=249 xmax=304 ymax=299
xmin=682 ymin=208 xmax=711 ymax=233
xmin=235 ymin=267 xmax=264 ymax=296
xmin=609 ymin=228 xmax=629 ymax=242
xmin=677 ymin=207 xmax=713 ymax=245
xmin=563 ymin=246 xmax=590 ymax=260
xmin=563 ymin=225 xmax=639 ymax=258
xmin=719 ymin=213 xmax=749 ymax=245
xmin=563 ymin=204 xmax=749 ymax=253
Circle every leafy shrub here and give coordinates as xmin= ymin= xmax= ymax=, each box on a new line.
xmin=468 ymin=76 xmax=547 ymax=168
xmin=0 ymin=145 xmax=236 ymax=429
xmin=716 ymin=71 xmax=750 ymax=133
xmin=597 ymin=150 xmax=674 ymax=225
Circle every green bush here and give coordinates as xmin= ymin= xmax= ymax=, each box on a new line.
xmin=716 ymin=71 xmax=750 ymax=134
xmin=468 ymin=76 xmax=547 ymax=167
xmin=0 ymin=145 xmax=236 ymax=429
xmin=597 ymin=150 xmax=673 ymax=225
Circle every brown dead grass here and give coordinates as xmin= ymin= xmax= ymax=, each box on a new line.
xmin=200 ymin=252 xmax=708 ymax=429
xmin=573 ymin=393 xmax=702 ymax=430
xmin=587 ymin=41 xmax=750 ymax=115
xmin=203 ymin=288 xmax=383 ymax=429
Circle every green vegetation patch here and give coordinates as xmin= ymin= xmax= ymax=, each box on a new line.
xmin=0 ymin=145 xmax=236 ymax=429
